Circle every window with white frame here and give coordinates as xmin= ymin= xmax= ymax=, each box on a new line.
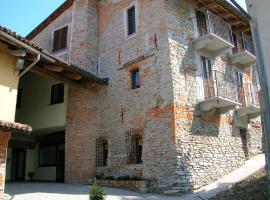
xmin=124 ymin=3 xmax=137 ymax=37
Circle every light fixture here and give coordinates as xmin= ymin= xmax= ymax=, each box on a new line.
xmin=16 ymin=58 xmax=25 ymax=70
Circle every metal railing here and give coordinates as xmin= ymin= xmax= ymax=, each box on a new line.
xmin=237 ymin=83 xmax=260 ymax=107
xmin=195 ymin=10 xmax=233 ymax=45
xmin=201 ymin=70 xmax=238 ymax=102
xmin=232 ymin=32 xmax=256 ymax=56
xmin=242 ymin=33 xmax=256 ymax=55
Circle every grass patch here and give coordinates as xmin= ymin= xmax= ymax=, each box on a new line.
xmin=210 ymin=170 xmax=267 ymax=200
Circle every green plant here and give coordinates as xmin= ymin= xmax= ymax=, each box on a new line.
xmin=27 ymin=172 xmax=35 ymax=181
xmin=95 ymin=173 xmax=104 ymax=180
xmin=117 ymin=175 xmax=131 ymax=180
xmin=105 ymin=176 xmax=115 ymax=180
xmin=89 ymin=184 xmax=106 ymax=200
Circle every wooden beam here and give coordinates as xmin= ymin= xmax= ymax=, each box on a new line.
xmin=217 ymin=13 xmax=232 ymax=18
xmin=63 ymin=72 xmax=82 ymax=80
xmin=8 ymin=49 xmax=26 ymax=57
xmin=31 ymin=67 xmax=86 ymax=89
xmin=200 ymin=3 xmax=218 ymax=10
xmin=43 ymin=65 xmax=64 ymax=72
xmin=229 ymin=20 xmax=242 ymax=26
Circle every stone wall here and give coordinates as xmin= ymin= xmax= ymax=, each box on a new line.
xmin=0 ymin=131 xmax=10 ymax=197
xmin=166 ymin=0 xmax=263 ymax=193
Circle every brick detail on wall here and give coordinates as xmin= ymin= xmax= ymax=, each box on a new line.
xmin=0 ymin=131 xmax=11 ymax=196
xmin=65 ymin=83 xmax=99 ymax=183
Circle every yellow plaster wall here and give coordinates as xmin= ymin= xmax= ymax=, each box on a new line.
xmin=0 ymin=44 xmax=19 ymax=122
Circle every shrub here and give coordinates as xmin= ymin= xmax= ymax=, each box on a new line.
xmin=95 ymin=173 xmax=104 ymax=180
xmin=89 ymin=184 xmax=106 ymax=200
xmin=105 ymin=176 xmax=115 ymax=180
xmin=117 ymin=175 xmax=131 ymax=180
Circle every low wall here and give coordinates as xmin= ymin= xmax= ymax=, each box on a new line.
xmin=95 ymin=179 xmax=149 ymax=193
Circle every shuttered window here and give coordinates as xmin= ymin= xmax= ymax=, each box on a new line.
xmin=53 ymin=26 xmax=68 ymax=52
xmin=127 ymin=6 xmax=136 ymax=36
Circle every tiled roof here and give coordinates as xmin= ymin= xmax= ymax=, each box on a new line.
xmin=27 ymin=0 xmax=75 ymax=40
xmin=0 ymin=25 xmax=108 ymax=85
xmin=0 ymin=120 xmax=32 ymax=133
xmin=0 ymin=25 xmax=42 ymax=51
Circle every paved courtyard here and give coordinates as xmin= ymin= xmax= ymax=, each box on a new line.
xmin=5 ymin=182 xmax=182 ymax=200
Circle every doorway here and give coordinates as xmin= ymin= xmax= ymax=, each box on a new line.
xmin=11 ymin=148 xmax=26 ymax=181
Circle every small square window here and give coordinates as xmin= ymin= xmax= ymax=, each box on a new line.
xmin=16 ymin=88 xmax=22 ymax=109
xmin=127 ymin=6 xmax=136 ymax=36
xmin=131 ymin=69 xmax=140 ymax=89
xmin=50 ymin=83 xmax=64 ymax=105
xmin=53 ymin=26 xmax=68 ymax=52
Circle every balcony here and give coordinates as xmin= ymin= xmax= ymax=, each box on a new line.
xmin=193 ymin=11 xmax=234 ymax=58
xmin=235 ymin=83 xmax=260 ymax=119
xmin=230 ymin=33 xmax=257 ymax=70
xmin=198 ymin=70 xmax=240 ymax=113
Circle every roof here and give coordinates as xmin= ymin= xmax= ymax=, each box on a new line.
xmin=195 ymin=0 xmax=251 ymax=32
xmin=0 ymin=120 xmax=32 ymax=133
xmin=27 ymin=0 xmax=75 ymax=40
xmin=0 ymin=25 xmax=108 ymax=88
xmin=26 ymin=0 xmax=252 ymax=41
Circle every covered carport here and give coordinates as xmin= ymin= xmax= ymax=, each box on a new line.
xmin=0 ymin=25 xmax=107 ymax=194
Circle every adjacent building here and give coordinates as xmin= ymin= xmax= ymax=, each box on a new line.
xmin=4 ymin=0 xmax=264 ymax=194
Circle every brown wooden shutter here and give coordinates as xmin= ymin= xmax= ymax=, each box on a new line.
xmin=53 ymin=26 xmax=68 ymax=52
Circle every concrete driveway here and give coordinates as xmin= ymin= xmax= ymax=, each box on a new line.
xmin=5 ymin=182 xmax=182 ymax=200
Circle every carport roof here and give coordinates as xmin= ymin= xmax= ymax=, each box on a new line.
xmin=0 ymin=25 xmax=108 ymax=88
xmin=0 ymin=120 xmax=32 ymax=133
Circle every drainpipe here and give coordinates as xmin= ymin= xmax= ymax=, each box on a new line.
xmin=19 ymin=53 xmax=40 ymax=78
xmin=229 ymin=0 xmax=270 ymax=192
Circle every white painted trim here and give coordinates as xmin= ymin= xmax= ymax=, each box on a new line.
xmin=254 ymin=65 xmax=261 ymax=90
xmin=196 ymin=53 xmax=204 ymax=100
xmin=123 ymin=1 xmax=139 ymax=39
xmin=51 ymin=24 xmax=70 ymax=54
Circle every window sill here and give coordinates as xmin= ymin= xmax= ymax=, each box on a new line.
xmin=50 ymin=102 xmax=64 ymax=106
xmin=52 ymin=49 xmax=68 ymax=55
xmin=126 ymin=32 xmax=137 ymax=40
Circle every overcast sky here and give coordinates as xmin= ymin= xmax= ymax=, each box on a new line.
xmin=0 ymin=0 xmax=247 ymax=37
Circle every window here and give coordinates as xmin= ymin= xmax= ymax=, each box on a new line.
xmin=235 ymin=71 xmax=245 ymax=105
xmin=50 ymin=83 xmax=64 ymax=105
xmin=131 ymin=69 xmax=140 ymax=89
xmin=16 ymin=88 xmax=22 ymax=109
xmin=126 ymin=130 xmax=143 ymax=164
xmin=53 ymin=26 xmax=68 ymax=52
xmin=127 ymin=6 xmax=136 ymax=36
xmin=201 ymin=56 xmax=214 ymax=99
xmin=96 ymin=138 xmax=109 ymax=167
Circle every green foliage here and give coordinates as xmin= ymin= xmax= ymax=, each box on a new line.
xmin=95 ymin=173 xmax=104 ymax=180
xmin=89 ymin=184 xmax=106 ymax=200
xmin=105 ymin=176 xmax=115 ymax=180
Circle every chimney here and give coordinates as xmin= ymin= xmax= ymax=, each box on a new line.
xmin=69 ymin=0 xmax=99 ymax=74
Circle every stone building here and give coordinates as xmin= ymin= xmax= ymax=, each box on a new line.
xmin=7 ymin=0 xmax=263 ymax=194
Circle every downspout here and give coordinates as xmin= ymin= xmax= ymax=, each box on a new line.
xmin=230 ymin=0 xmax=270 ymax=189
xmin=19 ymin=53 xmax=40 ymax=78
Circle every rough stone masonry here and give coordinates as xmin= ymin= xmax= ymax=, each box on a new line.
xmin=30 ymin=0 xmax=263 ymax=194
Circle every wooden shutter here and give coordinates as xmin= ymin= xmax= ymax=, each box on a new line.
xmin=53 ymin=26 xmax=68 ymax=52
